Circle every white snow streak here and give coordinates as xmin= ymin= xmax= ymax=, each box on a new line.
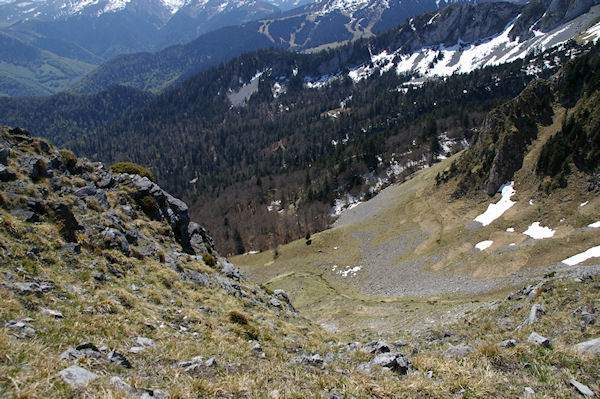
xmin=562 ymin=246 xmax=600 ymax=266
xmin=474 ymin=181 xmax=516 ymax=226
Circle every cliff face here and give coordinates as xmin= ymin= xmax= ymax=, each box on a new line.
xmin=441 ymin=43 xmax=600 ymax=198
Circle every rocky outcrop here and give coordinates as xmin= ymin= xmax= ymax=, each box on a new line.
xmin=447 ymin=78 xmax=555 ymax=197
xmin=0 ymin=126 xmax=292 ymax=314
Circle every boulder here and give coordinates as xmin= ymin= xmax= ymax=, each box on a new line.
xmin=358 ymin=352 xmax=411 ymax=374
xmin=11 ymin=208 xmax=39 ymax=223
xmin=51 ymin=202 xmax=82 ymax=242
xmin=186 ymin=269 xmax=210 ymax=288
xmin=517 ymin=304 xmax=545 ymax=330
xmin=96 ymin=173 xmax=115 ymax=189
xmin=40 ymin=307 xmax=63 ymax=318
xmin=58 ymin=366 xmax=99 ymax=389
xmin=0 ymin=146 xmax=9 ymax=165
xmin=574 ymin=337 xmax=600 ymax=354
xmin=0 ymin=165 xmax=16 ymax=181
xmin=499 ymin=339 xmax=517 ymax=348
xmin=130 ymin=175 xmax=194 ymax=254
xmin=102 ymin=228 xmax=130 ymax=255
xmin=363 ymin=340 xmax=392 ymax=354
xmin=20 ymin=155 xmax=47 ymax=181
xmin=443 ymin=343 xmax=474 ymax=358
xmin=5 ymin=320 xmax=36 ymax=338
xmin=288 ymin=354 xmax=324 ymax=366
xmin=108 ymin=349 xmax=132 ymax=368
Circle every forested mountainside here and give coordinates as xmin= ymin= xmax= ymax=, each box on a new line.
xmin=439 ymin=40 xmax=600 ymax=198
xmin=0 ymin=31 xmax=95 ymax=97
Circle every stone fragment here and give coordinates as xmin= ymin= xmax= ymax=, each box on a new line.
xmin=40 ymin=307 xmax=63 ymax=318
xmin=528 ymin=332 xmax=550 ymax=347
xmin=358 ymin=352 xmax=411 ymax=374
xmin=5 ymin=320 xmax=36 ymax=338
xmin=110 ymin=376 xmax=137 ymax=395
xmin=499 ymin=339 xmax=516 ymax=348
xmin=108 ymin=349 xmax=132 ymax=368
xmin=288 ymin=354 xmax=324 ymax=366
xmin=517 ymin=304 xmax=545 ymax=330
xmin=136 ymin=336 xmax=155 ymax=347
xmin=569 ymin=379 xmax=595 ymax=397
xmin=363 ymin=340 xmax=392 ymax=354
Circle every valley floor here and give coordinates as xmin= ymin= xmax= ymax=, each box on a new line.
xmin=233 ymin=145 xmax=600 ymax=337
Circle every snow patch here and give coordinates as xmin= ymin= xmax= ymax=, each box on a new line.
xmin=580 ymin=201 xmax=589 ymax=207
xmin=475 ymin=240 xmax=493 ymax=251
xmin=562 ymin=245 xmax=600 ymax=266
xmin=267 ymin=200 xmax=281 ymax=212
xmin=339 ymin=265 xmax=361 ymax=277
xmin=588 ymin=221 xmax=600 ymax=228
xmin=523 ymin=222 xmax=555 ymax=239
xmin=474 ymin=181 xmax=516 ymax=226
xmin=506 ymin=227 xmax=515 ymax=232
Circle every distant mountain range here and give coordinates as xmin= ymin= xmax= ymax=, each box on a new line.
xmin=72 ymin=0 xmax=482 ymax=93
xmin=0 ymin=0 xmax=479 ymax=96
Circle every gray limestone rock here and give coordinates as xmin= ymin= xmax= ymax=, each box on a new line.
xmin=102 ymin=228 xmax=130 ymax=255
xmin=108 ymin=349 xmax=132 ymax=368
xmin=443 ymin=343 xmax=474 ymax=358
xmin=0 ymin=165 xmax=16 ymax=181
xmin=58 ymin=365 xmax=99 ymax=388
xmin=40 ymin=307 xmax=63 ymax=318
xmin=569 ymin=379 xmax=595 ymax=397
xmin=358 ymin=352 xmax=411 ymax=374
xmin=574 ymin=337 xmax=600 ymax=354
xmin=528 ymin=332 xmax=550 ymax=347
xmin=0 ymin=146 xmax=9 ymax=165
xmin=186 ymin=269 xmax=210 ymax=288
xmin=5 ymin=320 xmax=36 ymax=338
xmin=517 ymin=303 xmax=545 ymax=330
xmin=288 ymin=354 xmax=324 ymax=366
xmin=363 ymin=340 xmax=392 ymax=354
xmin=499 ymin=339 xmax=517 ymax=348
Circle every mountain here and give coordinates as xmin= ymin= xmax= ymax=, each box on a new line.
xmin=2 ymin=6 xmax=600 ymax=397
xmin=0 ymin=0 xmax=284 ymax=63
xmin=2 ymin=0 xmax=594 ymax=252
xmin=0 ymin=30 xmax=95 ymax=96
xmin=2 ymin=123 xmax=600 ymax=398
xmin=72 ymin=0 xmax=481 ymax=93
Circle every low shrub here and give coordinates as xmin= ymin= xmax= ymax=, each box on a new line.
xmin=109 ymin=162 xmax=155 ymax=182
xmin=202 ymin=252 xmax=217 ymax=268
